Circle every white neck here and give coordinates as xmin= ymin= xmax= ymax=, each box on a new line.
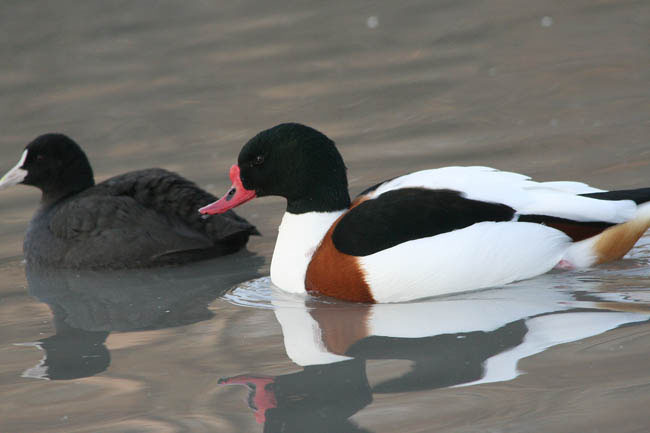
xmin=270 ymin=210 xmax=345 ymax=294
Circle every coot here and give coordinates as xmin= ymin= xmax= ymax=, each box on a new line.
xmin=0 ymin=133 xmax=258 ymax=268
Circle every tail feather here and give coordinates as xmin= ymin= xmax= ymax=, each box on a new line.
xmin=563 ymin=202 xmax=650 ymax=267
xmin=581 ymin=187 xmax=650 ymax=205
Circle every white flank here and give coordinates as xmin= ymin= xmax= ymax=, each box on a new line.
xmin=562 ymin=236 xmax=599 ymax=267
xmin=0 ymin=149 xmax=29 ymax=190
xmin=270 ymin=211 xmax=345 ymax=293
xmin=360 ymin=221 xmax=572 ymax=303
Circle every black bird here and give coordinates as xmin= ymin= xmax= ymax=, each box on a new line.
xmin=0 ymin=133 xmax=258 ymax=268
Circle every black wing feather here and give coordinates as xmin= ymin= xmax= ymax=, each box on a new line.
xmin=332 ymin=188 xmax=515 ymax=256
xmin=580 ymin=187 xmax=650 ymax=205
xmin=48 ymin=168 xmax=257 ymax=268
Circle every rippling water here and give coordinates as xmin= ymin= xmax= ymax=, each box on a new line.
xmin=1 ymin=1 xmax=649 ymax=432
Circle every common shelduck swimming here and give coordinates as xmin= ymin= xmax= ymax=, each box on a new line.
xmin=200 ymin=123 xmax=650 ymax=303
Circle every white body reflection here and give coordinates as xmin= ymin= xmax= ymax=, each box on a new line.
xmin=228 ymin=275 xmax=649 ymax=387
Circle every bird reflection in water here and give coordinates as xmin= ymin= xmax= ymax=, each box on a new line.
xmin=220 ymin=277 xmax=650 ymax=433
xmin=18 ymin=253 xmax=263 ymax=380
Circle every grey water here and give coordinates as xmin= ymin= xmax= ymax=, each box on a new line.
xmin=1 ymin=1 xmax=650 ymax=432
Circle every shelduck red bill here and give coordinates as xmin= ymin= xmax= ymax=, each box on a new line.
xmin=199 ymin=164 xmax=257 ymax=215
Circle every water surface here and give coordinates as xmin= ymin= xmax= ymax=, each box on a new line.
xmin=1 ymin=1 xmax=650 ymax=432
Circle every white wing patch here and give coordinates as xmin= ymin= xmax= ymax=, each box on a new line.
xmin=365 ymin=166 xmax=635 ymax=224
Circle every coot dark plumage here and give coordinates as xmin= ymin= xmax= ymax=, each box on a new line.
xmin=0 ymin=133 xmax=258 ymax=268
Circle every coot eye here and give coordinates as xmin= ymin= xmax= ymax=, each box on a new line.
xmin=251 ymin=155 xmax=264 ymax=167
xmin=36 ymin=154 xmax=45 ymax=162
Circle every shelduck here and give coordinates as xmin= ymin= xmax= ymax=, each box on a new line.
xmin=200 ymin=123 xmax=650 ymax=303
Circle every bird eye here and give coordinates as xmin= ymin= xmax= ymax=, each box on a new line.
xmin=36 ymin=154 xmax=45 ymax=162
xmin=251 ymin=155 xmax=264 ymax=167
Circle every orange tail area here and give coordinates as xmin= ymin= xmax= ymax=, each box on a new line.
xmin=564 ymin=203 xmax=650 ymax=268
xmin=593 ymin=216 xmax=650 ymax=264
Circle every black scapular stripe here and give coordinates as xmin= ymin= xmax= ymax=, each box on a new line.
xmin=580 ymin=187 xmax=650 ymax=204
xmin=332 ymin=188 xmax=515 ymax=256
xmin=517 ymin=215 xmax=614 ymax=241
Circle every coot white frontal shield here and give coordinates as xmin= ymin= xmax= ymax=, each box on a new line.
xmin=0 ymin=149 xmax=28 ymax=190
